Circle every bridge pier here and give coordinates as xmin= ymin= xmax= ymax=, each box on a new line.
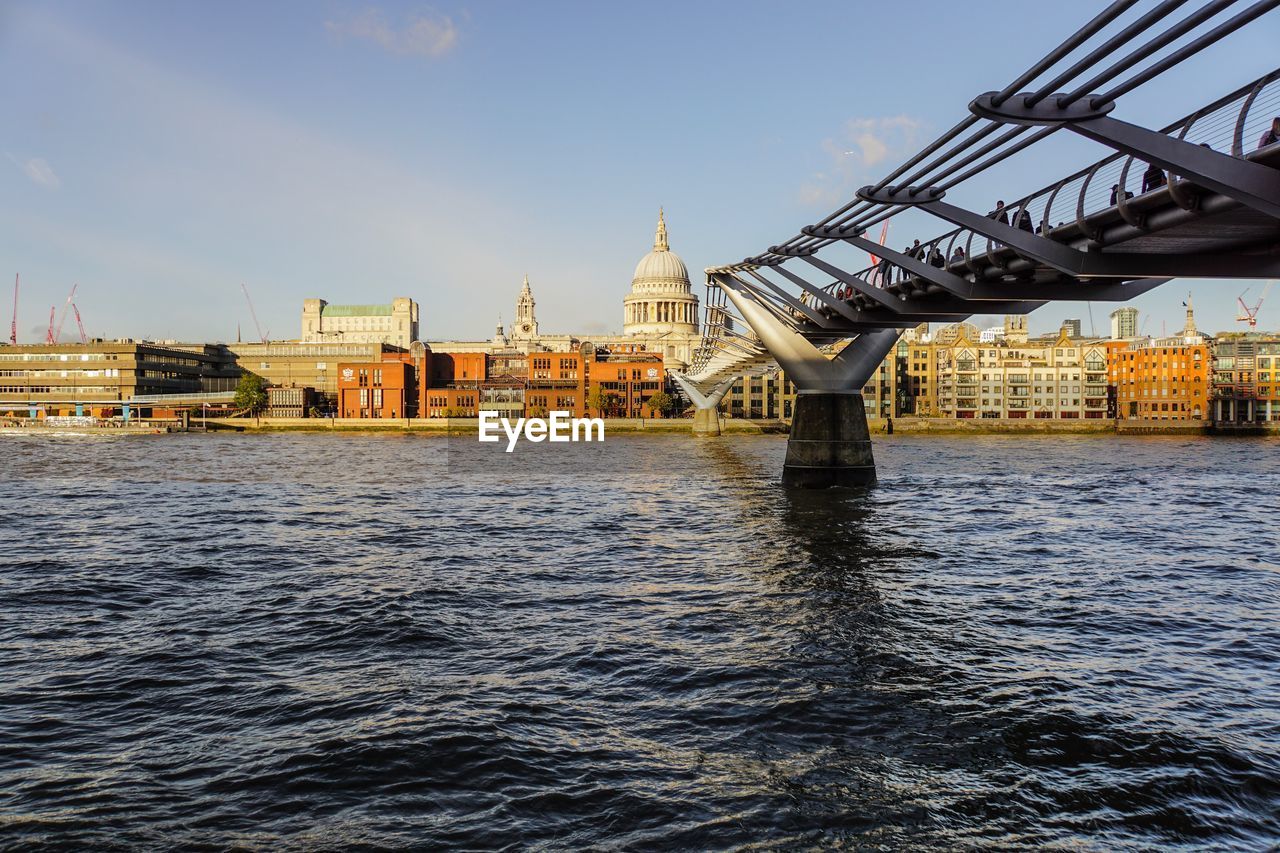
xmin=719 ymin=278 xmax=898 ymax=487
xmin=783 ymin=391 xmax=876 ymax=487
xmin=671 ymin=374 xmax=735 ymax=437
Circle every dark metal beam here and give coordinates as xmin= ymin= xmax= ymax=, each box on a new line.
xmin=850 ymin=190 xmax=1280 ymax=279
xmin=970 ymin=93 xmax=1280 ymax=220
xmin=739 ymin=269 xmax=839 ymax=329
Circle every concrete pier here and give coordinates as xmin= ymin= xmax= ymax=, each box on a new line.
xmin=782 ymin=391 xmax=876 ymax=488
xmin=692 ymin=407 xmax=722 ymax=436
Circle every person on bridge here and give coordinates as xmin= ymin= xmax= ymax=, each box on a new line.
xmin=1142 ymin=162 xmax=1166 ymax=193
xmin=908 ymin=239 xmax=925 ymax=260
xmin=1260 ymin=116 xmax=1280 ymax=149
xmin=928 ymin=246 xmax=945 ymax=268
xmin=1016 ymin=208 xmax=1034 ymax=232
xmin=951 ymin=246 xmax=966 ymax=263
xmin=990 ymin=200 xmax=1008 ymax=225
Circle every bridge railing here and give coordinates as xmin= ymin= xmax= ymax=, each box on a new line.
xmin=817 ymin=65 xmax=1280 ymax=300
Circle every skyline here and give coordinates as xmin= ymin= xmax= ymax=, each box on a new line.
xmin=3 ymin=1 xmax=1279 ymax=343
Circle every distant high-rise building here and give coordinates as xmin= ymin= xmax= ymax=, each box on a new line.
xmin=1109 ymin=306 xmax=1139 ymax=340
xmin=1063 ymin=318 xmax=1083 ymax=338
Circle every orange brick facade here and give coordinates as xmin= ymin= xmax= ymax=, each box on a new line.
xmin=1106 ymin=339 xmax=1210 ymax=420
xmin=337 ymin=360 xmax=412 ymax=419
xmin=336 ymin=345 xmax=667 ymax=419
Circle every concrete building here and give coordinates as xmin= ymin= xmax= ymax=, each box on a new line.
xmin=170 ymin=341 xmax=406 ymax=403
xmin=1211 ymin=334 xmax=1280 ymax=423
xmin=1110 ymin=306 xmax=1139 ymax=340
xmin=0 ymin=341 xmax=230 ymax=417
xmin=301 ymin=298 xmax=419 ymax=347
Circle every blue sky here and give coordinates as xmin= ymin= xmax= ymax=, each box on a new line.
xmin=2 ymin=1 xmax=1277 ymax=343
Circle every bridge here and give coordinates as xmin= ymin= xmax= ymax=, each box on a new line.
xmin=674 ymin=0 xmax=1280 ymax=487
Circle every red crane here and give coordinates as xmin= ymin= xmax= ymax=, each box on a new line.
xmin=1236 ymin=281 xmax=1274 ymax=329
xmin=71 ymin=303 xmax=88 ymax=344
xmin=9 ymin=274 xmax=17 ymax=345
xmin=241 ymin=282 xmax=269 ymax=343
xmin=45 ymin=306 xmax=56 ymax=344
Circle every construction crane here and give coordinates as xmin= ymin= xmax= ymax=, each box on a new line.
xmin=45 ymin=306 xmax=56 ymax=344
xmin=241 ymin=283 xmax=269 ymax=343
xmin=1236 ymin=281 xmax=1274 ymax=329
xmin=71 ymin=303 xmax=88 ymax=344
xmin=9 ymin=274 xmax=17 ymax=345
xmin=53 ymin=283 xmax=78 ymax=342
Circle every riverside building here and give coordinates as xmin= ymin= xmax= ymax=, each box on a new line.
xmin=0 ymin=341 xmax=233 ymax=418
xmin=1211 ymin=333 xmax=1280 ymax=423
xmin=1107 ymin=337 xmax=1210 ymax=420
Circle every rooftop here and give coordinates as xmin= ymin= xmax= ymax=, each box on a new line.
xmin=320 ymin=304 xmax=394 ymax=317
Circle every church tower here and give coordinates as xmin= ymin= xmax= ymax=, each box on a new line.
xmin=512 ymin=275 xmax=539 ymax=340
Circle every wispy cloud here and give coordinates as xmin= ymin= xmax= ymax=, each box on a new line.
xmin=8 ymin=154 xmax=62 ymax=189
xmin=325 ymin=8 xmax=458 ymax=58
xmin=800 ymin=115 xmax=925 ymax=207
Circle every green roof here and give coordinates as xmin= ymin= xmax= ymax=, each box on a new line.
xmin=320 ymin=304 xmax=394 ymax=317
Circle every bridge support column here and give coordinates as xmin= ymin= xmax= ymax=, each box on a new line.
xmin=671 ymin=374 xmax=735 ymax=437
xmin=783 ymin=391 xmax=875 ymax=487
xmin=719 ymin=277 xmax=899 ymax=487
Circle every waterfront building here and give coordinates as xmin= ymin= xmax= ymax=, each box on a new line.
xmin=301 ymin=298 xmax=419 ymax=348
xmin=1110 ymin=307 xmax=1140 ymax=340
xmin=334 ymin=342 xmax=667 ymax=420
xmin=172 ymin=341 xmax=406 ymax=401
xmin=1107 ymin=337 xmax=1210 ymax=420
xmin=265 ymin=386 xmax=318 ymax=418
xmin=933 ymin=323 xmax=1110 ymax=419
xmin=0 ymin=341 xmax=231 ymax=418
xmin=1211 ymin=333 xmax=1280 ymax=423
xmin=337 ymin=359 xmax=413 ymax=419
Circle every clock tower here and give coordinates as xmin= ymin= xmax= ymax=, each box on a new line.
xmin=513 ymin=274 xmax=539 ymax=340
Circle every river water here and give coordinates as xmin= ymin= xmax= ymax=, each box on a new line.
xmin=1 ymin=432 xmax=1277 ymax=849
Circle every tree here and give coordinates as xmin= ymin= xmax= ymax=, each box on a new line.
xmin=645 ymin=391 xmax=675 ymax=418
xmin=234 ymin=372 xmax=268 ymax=415
xmin=586 ymin=386 xmax=620 ymax=416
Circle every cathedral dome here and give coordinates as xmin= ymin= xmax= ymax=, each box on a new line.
xmin=633 ymin=246 xmax=689 ymax=284
xmin=630 ymin=209 xmax=690 ymax=289
xmin=623 ymin=209 xmax=700 ymax=340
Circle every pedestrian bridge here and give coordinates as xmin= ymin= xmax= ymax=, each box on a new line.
xmin=674 ymin=0 xmax=1280 ymax=487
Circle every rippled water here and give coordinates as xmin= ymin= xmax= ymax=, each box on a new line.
xmin=1 ymin=432 xmax=1277 ymax=849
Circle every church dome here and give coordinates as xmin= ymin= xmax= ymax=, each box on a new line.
xmin=630 ymin=209 xmax=690 ymax=288
xmin=633 ymin=247 xmax=688 ymax=283
xmin=623 ymin=209 xmax=700 ymax=340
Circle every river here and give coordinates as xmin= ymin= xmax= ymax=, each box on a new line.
xmin=1 ymin=432 xmax=1277 ymax=849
